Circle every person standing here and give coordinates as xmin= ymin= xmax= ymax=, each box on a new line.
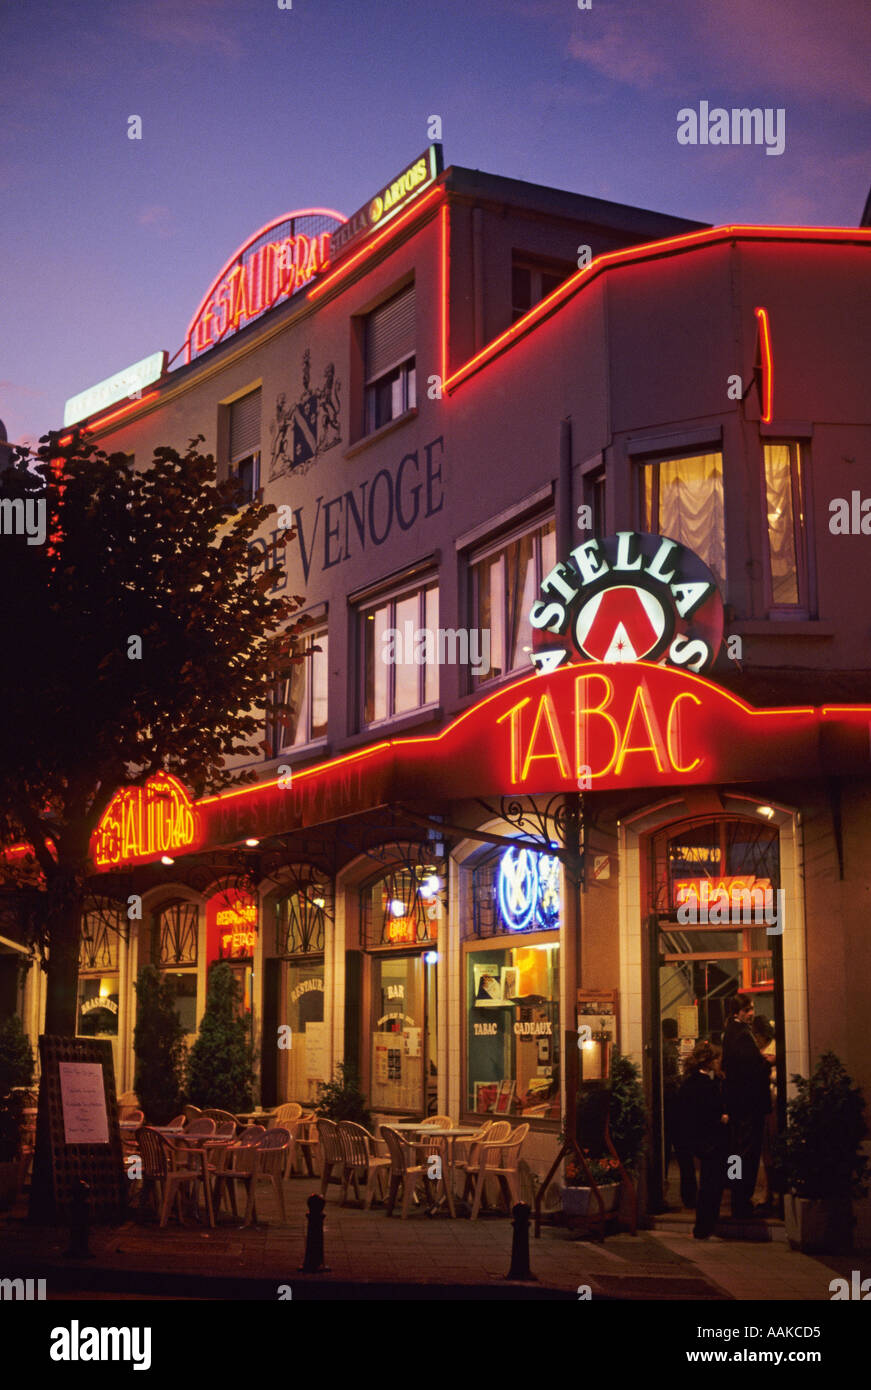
xmin=722 ymin=993 xmax=771 ymax=1218
xmin=679 ymin=1041 xmax=730 ymax=1239
xmin=662 ymin=1017 xmax=697 ymax=1208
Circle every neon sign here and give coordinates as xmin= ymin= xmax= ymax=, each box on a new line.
xmin=215 ymin=894 xmax=258 ymax=959
xmin=63 ymin=351 xmax=167 ymax=428
xmin=184 ymin=209 xmax=345 ymax=362
xmin=674 ymin=877 xmax=773 ymax=909
xmin=530 ymin=532 xmax=724 ymax=676
xmin=497 ymin=847 xmax=561 ymax=931
xmin=329 ymin=146 xmax=442 ymax=262
xmin=92 ymin=773 xmax=198 ymax=867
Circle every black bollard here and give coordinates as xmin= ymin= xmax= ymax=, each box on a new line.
xmin=298 ymin=1193 xmax=330 ymax=1272
xmin=65 ymin=1180 xmax=94 ymax=1259
xmin=506 ymin=1201 xmax=537 ymax=1281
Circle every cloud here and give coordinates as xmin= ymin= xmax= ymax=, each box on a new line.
xmin=114 ymin=0 xmax=243 ymax=60
xmin=137 ymin=205 xmax=175 ymax=238
xmin=567 ymin=19 xmax=669 ymax=90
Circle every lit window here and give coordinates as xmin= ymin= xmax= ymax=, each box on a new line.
xmin=364 ymin=285 xmax=416 ymax=434
xmin=469 ymin=517 xmax=556 ymax=685
xmin=763 ymin=442 xmax=806 ymax=610
xmin=642 ymin=452 xmax=725 ymax=593
xmin=267 ymin=625 xmax=328 ymax=754
xmin=360 ymin=580 xmax=438 ymax=726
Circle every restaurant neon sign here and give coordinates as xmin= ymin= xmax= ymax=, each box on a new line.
xmin=92 ymin=773 xmax=198 ymax=867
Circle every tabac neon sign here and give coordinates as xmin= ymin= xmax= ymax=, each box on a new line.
xmin=184 ymin=208 xmax=345 ymax=361
xmin=92 ymin=773 xmax=198 ymax=867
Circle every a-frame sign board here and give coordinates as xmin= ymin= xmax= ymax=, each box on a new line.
xmin=29 ymin=1035 xmax=124 ymax=1224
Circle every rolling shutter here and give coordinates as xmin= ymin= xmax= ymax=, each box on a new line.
xmin=229 ymin=389 xmax=261 ymax=462
xmin=365 ymin=285 xmax=415 ymax=382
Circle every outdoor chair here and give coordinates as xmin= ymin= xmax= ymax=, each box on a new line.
xmin=137 ymin=1127 xmax=216 ymax=1228
xmin=420 ymin=1115 xmax=453 ymax=1128
xmin=464 ymin=1122 xmax=530 ymax=1220
xmin=336 ymin=1121 xmax=390 ymax=1208
xmin=202 ymin=1109 xmax=240 ymax=1131
xmin=290 ymin=1115 xmax=319 ymax=1177
xmin=212 ymin=1128 xmax=289 ymax=1226
xmin=183 ymin=1105 xmax=203 ymax=1122
xmin=272 ymin=1104 xmax=303 ymax=1176
xmin=381 ymin=1125 xmax=434 ymax=1219
xmin=184 ymin=1117 xmax=216 ymax=1138
xmin=119 ymin=1106 xmax=145 ymax=1124
xmin=166 ymin=1114 xmax=187 ymax=1130
xmin=316 ymin=1118 xmax=345 ymax=1197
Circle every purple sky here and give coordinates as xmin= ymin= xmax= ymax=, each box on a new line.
xmin=2 ymin=0 xmax=869 ymax=446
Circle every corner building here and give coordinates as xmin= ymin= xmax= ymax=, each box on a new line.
xmin=25 ymin=148 xmax=871 ymax=1217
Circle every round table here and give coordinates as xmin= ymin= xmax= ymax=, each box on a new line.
xmin=388 ymin=1124 xmax=480 ymax=1217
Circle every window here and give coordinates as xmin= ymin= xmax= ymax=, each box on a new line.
xmin=469 ymin=517 xmax=556 ymax=686
xmin=77 ymin=908 xmax=121 ymax=1037
xmin=763 ymin=442 xmax=807 ymax=610
xmin=229 ymin=389 xmax=261 ymax=503
xmin=360 ymin=580 xmax=438 ymax=726
xmin=465 ymin=940 xmax=560 ymax=1120
xmin=364 ymin=285 xmax=416 ymax=434
xmin=641 ymin=452 xmax=725 ymax=593
xmin=584 ymin=467 xmax=606 ymax=537
xmin=511 ymin=256 xmax=573 ymax=322
xmin=267 ymin=623 xmax=328 ymax=754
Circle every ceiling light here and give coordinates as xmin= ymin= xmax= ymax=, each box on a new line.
xmin=161 ymin=855 xmax=174 ymax=866
xmin=757 ymin=805 xmax=775 ymax=819
xmin=245 ymin=837 xmax=260 ymax=847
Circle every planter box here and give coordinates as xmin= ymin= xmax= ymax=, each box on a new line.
xmin=783 ymin=1194 xmax=854 ymax=1254
xmin=561 ymin=1183 xmax=620 ymax=1217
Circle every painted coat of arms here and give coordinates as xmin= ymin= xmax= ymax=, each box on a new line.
xmin=269 ymin=349 xmax=342 ymax=480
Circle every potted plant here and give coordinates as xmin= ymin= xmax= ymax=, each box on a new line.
xmin=775 ymin=1051 xmax=868 ymax=1253
xmin=0 ymin=1015 xmax=36 ymax=1210
xmin=315 ymin=1063 xmax=372 ymax=1130
xmin=562 ymin=1153 xmax=622 ymax=1215
xmin=133 ymin=965 xmax=186 ymax=1124
xmin=185 ymin=962 xmax=254 ymax=1113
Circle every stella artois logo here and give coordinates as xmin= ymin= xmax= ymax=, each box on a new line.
xmin=530 ymin=532 xmax=723 ymax=675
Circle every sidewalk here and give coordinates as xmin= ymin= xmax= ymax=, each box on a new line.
xmin=0 ymin=1176 xmax=857 ymax=1301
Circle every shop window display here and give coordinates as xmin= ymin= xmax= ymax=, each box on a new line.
xmin=466 ymin=940 xmax=560 ymax=1119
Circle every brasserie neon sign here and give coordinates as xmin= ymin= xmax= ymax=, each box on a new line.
xmin=184 ymin=208 xmax=345 ymax=362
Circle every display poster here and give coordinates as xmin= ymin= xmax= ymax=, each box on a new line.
xmin=678 ymin=1005 xmax=699 ymax=1038
xmin=59 ymin=1061 xmax=110 ymax=1144
xmin=303 ymin=1020 xmax=328 ymax=1081
xmin=403 ymin=1027 xmax=422 ymax=1059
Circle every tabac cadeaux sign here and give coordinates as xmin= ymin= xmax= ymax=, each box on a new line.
xmin=184 ymin=209 xmax=345 ymax=362
xmin=530 ymin=532 xmax=724 ymax=675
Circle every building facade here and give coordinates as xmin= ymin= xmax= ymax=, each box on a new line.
xmin=10 ymin=147 xmax=871 ymax=1204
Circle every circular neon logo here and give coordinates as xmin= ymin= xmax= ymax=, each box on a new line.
xmin=497 ymin=848 xmax=561 ymax=931
xmin=574 ymin=585 xmax=667 ymax=662
xmin=369 ymin=194 xmax=384 ymax=223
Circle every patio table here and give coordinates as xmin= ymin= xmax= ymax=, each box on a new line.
xmin=388 ymin=1124 xmax=479 ymax=1218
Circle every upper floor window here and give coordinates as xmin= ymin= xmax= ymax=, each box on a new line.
xmin=229 ymin=389 xmax=261 ymax=504
xmin=469 ymin=516 xmax=556 ymax=686
xmin=641 ymin=452 xmax=725 ymax=594
xmin=365 ymin=285 xmax=416 ymax=434
xmin=511 ymin=255 xmax=574 ymax=322
xmin=267 ymin=621 xmax=328 ymax=755
xmin=360 ymin=578 xmax=438 ymax=727
xmin=763 ymin=442 xmax=807 ymax=611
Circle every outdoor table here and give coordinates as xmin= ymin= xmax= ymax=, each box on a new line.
xmin=236 ymin=1110 xmax=276 ymax=1128
xmin=389 ymin=1124 xmax=479 ymax=1218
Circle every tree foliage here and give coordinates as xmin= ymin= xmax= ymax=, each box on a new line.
xmin=0 ymin=434 xmax=306 ymax=1032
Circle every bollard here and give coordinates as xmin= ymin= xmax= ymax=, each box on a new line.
xmin=505 ymin=1201 xmax=537 ymax=1281
xmin=65 ymin=1179 xmax=94 ymax=1259
xmin=298 ymin=1193 xmax=330 ymax=1272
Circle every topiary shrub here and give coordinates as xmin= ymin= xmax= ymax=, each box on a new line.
xmin=315 ymin=1063 xmax=371 ymax=1129
xmin=133 ymin=965 xmax=185 ymax=1125
xmin=774 ymin=1051 xmax=868 ymax=1201
xmin=185 ymin=962 xmax=254 ymax=1113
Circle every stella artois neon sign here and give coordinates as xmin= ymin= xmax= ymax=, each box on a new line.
xmin=530 ymin=532 xmax=723 ymax=676
xmin=93 ymin=773 xmax=198 ymax=867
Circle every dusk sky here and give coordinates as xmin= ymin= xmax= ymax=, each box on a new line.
xmin=2 ymin=0 xmax=869 ymax=447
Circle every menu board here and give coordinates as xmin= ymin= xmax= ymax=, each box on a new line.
xmin=304 ymin=1020 xmax=328 ymax=1081
xmin=59 ymin=1061 xmax=110 ymax=1144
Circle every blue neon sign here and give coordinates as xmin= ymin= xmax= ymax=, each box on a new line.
xmin=497 ymin=847 xmax=561 ymax=931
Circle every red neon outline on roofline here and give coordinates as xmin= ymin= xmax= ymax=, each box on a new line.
xmin=308 ymin=187 xmax=443 ymax=300
xmin=754 ymin=306 xmax=773 ymax=423
xmin=58 ymin=390 xmax=161 ymax=443
xmin=182 ymin=207 xmax=346 ymax=361
xmin=442 ymin=223 xmax=871 ymax=392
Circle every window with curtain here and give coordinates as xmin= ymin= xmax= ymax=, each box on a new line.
xmin=267 ymin=623 xmax=328 ymax=754
xmin=763 ymin=442 xmax=806 ymax=609
xmin=469 ymin=516 xmax=556 ymax=686
xmin=360 ymin=579 xmax=438 ymax=726
xmin=642 ymin=453 xmax=725 ymax=593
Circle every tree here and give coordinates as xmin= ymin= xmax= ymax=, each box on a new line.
xmin=0 ymin=434 xmax=306 ymax=1035
xmin=132 ymin=965 xmax=186 ymax=1125
xmin=185 ymin=962 xmax=254 ymax=1112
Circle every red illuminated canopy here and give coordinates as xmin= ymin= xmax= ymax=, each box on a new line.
xmin=77 ymin=665 xmax=871 ymax=871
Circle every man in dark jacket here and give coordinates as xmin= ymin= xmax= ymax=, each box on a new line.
xmin=722 ymin=993 xmax=772 ymax=1218
xmin=679 ymin=1041 xmax=730 ymax=1238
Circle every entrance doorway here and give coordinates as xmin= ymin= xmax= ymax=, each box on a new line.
xmin=647 ymin=816 xmax=784 ymax=1210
